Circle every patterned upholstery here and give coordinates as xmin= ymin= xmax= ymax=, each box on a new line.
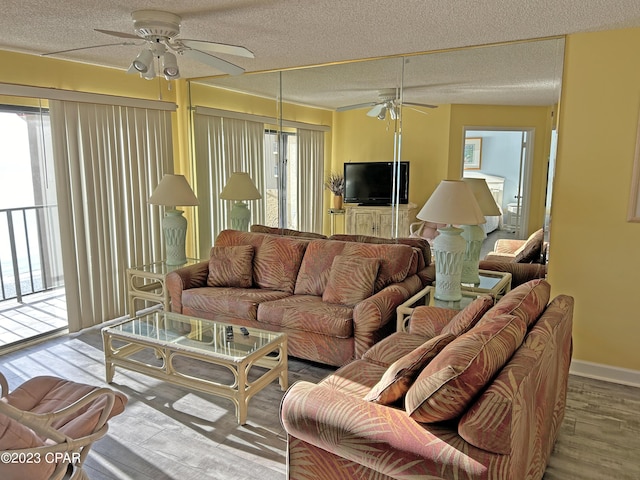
xmin=484 ymin=228 xmax=545 ymax=264
xmin=405 ymin=314 xmax=527 ymax=423
xmin=216 ymin=230 xmax=309 ymax=294
xmin=320 ymin=359 xmax=385 ymax=398
xmin=441 ymin=295 xmax=495 ymax=336
xmin=364 ymin=333 xmax=455 ymax=405
xmin=258 ymin=295 xmax=354 ymax=337
xmin=330 ymin=233 xmax=431 ymax=268
xmin=322 ymin=256 xmax=380 ymax=306
xmin=281 ymin=284 xmax=574 ymax=479
xmin=407 ymin=306 xmax=458 ymax=337
xmin=458 ymin=295 xmax=574 ymax=457
xmin=167 ymin=230 xmax=425 ymax=366
xmin=362 ymin=331 xmax=427 ymax=366
xmin=294 ymin=239 xmax=417 ymax=295
xmin=207 ymin=245 xmax=254 ymax=287
xmin=250 ymin=224 xmax=327 ymax=239
xmin=183 ymin=287 xmax=291 ymax=321
xmin=482 ymin=278 xmax=551 ymax=327
xmin=478 ymin=260 xmax=547 ymax=288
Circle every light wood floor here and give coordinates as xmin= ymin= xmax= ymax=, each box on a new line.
xmin=1 ymin=329 xmax=638 ymax=480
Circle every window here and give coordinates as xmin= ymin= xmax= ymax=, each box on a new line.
xmin=0 ymin=104 xmax=62 ymax=302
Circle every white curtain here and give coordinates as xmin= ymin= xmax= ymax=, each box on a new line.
xmin=194 ymin=113 xmax=265 ymax=255
xmin=297 ymin=129 xmax=324 ymax=233
xmin=49 ymin=101 xmax=172 ymax=331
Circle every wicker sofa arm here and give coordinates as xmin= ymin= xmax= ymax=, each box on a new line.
xmin=281 ymin=381 xmax=485 ymax=478
xmin=166 ymin=260 xmax=209 ymax=313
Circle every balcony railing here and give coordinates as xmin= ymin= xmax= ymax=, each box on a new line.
xmin=0 ymin=205 xmax=63 ymax=302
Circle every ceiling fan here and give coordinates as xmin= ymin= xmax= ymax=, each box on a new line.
xmin=42 ymin=10 xmax=254 ymax=79
xmin=336 ymin=88 xmax=438 ymax=120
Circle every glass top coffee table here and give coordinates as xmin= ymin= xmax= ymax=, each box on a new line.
xmin=102 ymin=311 xmax=288 ymax=424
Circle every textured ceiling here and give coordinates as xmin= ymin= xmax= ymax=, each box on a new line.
xmin=2 ymin=1 xmax=640 ymax=107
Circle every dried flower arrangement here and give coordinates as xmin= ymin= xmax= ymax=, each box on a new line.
xmin=324 ymin=172 xmax=344 ymax=196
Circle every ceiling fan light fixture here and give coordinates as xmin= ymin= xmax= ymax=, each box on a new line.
xmin=132 ymin=49 xmax=153 ymax=73
xmin=141 ymin=67 xmax=156 ymax=80
xmin=162 ymin=51 xmax=180 ymax=79
xmin=377 ymin=107 xmax=387 ymax=120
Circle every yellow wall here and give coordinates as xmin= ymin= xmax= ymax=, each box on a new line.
xmin=552 ymin=27 xmax=640 ymax=371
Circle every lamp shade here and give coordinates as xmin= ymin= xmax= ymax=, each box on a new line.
xmin=219 ymin=172 xmax=262 ymax=201
xmin=149 ymin=174 xmax=199 ymax=207
xmin=462 ymin=178 xmax=501 ymax=216
xmin=417 ymin=180 xmax=486 ymax=225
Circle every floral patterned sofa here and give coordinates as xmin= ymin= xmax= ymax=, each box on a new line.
xmin=166 ymin=229 xmax=431 ymax=367
xmin=281 ymin=279 xmax=574 ymax=479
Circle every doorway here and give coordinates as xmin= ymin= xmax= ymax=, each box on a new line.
xmin=0 ymin=105 xmax=67 ymax=350
xmin=462 ymin=127 xmax=535 ymax=239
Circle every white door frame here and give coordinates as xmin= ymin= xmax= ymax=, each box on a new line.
xmin=461 ymin=126 xmax=535 ymax=239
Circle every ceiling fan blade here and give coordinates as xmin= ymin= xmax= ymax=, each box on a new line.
xmin=403 ymin=101 xmax=438 ymax=109
xmin=367 ymin=103 xmax=385 ymax=117
xmin=336 ymin=102 xmax=376 ymax=112
xmin=95 ymin=29 xmax=141 ymax=40
xmin=181 ymin=49 xmax=245 ymax=75
xmin=41 ymin=41 xmax=139 ymax=56
xmin=179 ymin=39 xmax=254 ymax=58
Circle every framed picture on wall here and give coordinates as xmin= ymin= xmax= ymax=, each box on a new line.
xmin=464 ymin=137 xmax=482 ymax=170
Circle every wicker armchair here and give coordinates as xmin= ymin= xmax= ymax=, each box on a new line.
xmin=0 ymin=371 xmax=127 ymax=480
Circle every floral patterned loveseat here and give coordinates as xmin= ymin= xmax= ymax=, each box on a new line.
xmin=281 ymin=279 xmax=573 ymax=479
xmin=166 ymin=229 xmax=431 ymax=367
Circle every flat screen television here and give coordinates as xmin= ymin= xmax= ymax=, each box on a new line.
xmin=343 ymin=161 xmax=410 ymax=205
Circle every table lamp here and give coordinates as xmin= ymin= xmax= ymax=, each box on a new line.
xmin=417 ymin=180 xmax=485 ymax=301
xmin=461 ymin=178 xmax=502 ymax=284
xmin=148 ymin=174 xmax=199 ymax=265
xmin=219 ymin=172 xmax=262 ymax=231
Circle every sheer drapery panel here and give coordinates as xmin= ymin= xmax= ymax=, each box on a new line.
xmin=193 ymin=113 xmax=265 ymax=255
xmin=296 ymin=129 xmax=324 ymax=233
xmin=50 ymin=101 xmax=172 ymax=331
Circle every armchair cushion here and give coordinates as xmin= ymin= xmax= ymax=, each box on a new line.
xmin=207 ymin=245 xmax=254 ymax=288
xmin=482 ymin=278 xmax=551 ymax=328
xmin=514 ymin=228 xmax=544 ymax=263
xmin=322 ymin=255 xmax=380 ymax=307
xmin=441 ymin=295 xmax=495 ymax=337
xmin=364 ymin=333 xmax=454 ymax=405
xmin=0 ymin=405 xmax=45 ymax=449
xmin=405 ymin=314 xmax=526 ymax=423
xmin=0 ymin=374 xmax=127 ymax=480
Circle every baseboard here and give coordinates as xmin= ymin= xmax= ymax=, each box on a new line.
xmin=570 ymin=359 xmax=640 ymax=388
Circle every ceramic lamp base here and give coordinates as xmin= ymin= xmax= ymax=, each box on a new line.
xmin=432 ymin=225 xmax=466 ymax=301
xmin=461 ymin=224 xmax=487 ymax=285
xmin=163 ymin=209 xmax=187 ymax=265
xmin=229 ymin=201 xmax=251 ymax=232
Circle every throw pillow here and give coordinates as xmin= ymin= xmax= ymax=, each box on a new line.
xmin=405 ymin=314 xmax=527 ymax=423
xmin=364 ymin=333 xmax=455 ymax=405
xmin=480 ymin=278 xmax=550 ymax=328
xmin=441 ymin=295 xmax=495 ymax=337
xmin=514 ymin=228 xmax=544 ymax=263
xmin=207 ymin=245 xmax=254 ymax=288
xmin=322 ymin=255 xmax=380 ymax=306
